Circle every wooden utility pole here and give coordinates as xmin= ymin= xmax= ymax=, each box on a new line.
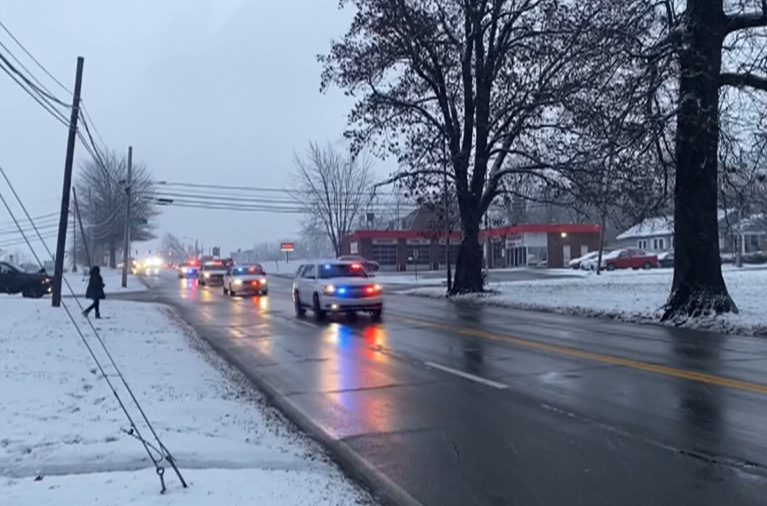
xmin=72 ymin=200 xmax=77 ymax=273
xmin=121 ymin=146 xmax=133 ymax=288
xmin=88 ymin=187 xmax=95 ymax=266
xmin=52 ymin=56 xmax=85 ymax=307
xmin=72 ymin=187 xmax=91 ymax=269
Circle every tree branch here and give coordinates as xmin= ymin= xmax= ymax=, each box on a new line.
xmin=720 ymin=72 xmax=767 ymax=91
xmin=725 ymin=1 xmax=767 ymax=34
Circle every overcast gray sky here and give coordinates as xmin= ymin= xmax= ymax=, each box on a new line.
xmin=1 ymin=0 xmax=391 ymax=259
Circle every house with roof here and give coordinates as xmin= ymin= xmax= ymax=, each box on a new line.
xmin=615 ymin=210 xmax=767 ymax=254
xmin=615 ymin=216 xmax=674 ymax=252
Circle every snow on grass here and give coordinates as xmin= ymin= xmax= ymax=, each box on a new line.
xmin=404 ymin=267 xmax=767 ymax=336
xmin=64 ymin=268 xmax=148 ymax=296
xmin=0 ymin=298 xmax=373 ymax=505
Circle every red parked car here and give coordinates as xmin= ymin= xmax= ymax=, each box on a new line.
xmin=603 ymin=248 xmax=658 ymax=270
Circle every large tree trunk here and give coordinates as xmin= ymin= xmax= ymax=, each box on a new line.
xmin=451 ymin=215 xmax=484 ymax=294
xmin=662 ymin=0 xmax=737 ymax=320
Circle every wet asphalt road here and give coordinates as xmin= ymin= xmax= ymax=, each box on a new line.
xmin=138 ymin=270 xmax=767 ymax=506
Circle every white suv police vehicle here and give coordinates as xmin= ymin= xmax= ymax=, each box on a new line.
xmin=223 ymin=264 xmax=268 ymax=297
xmin=197 ymin=260 xmax=227 ymax=286
xmin=293 ymin=259 xmax=383 ymax=321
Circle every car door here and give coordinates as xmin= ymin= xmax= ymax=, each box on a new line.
xmin=613 ymin=250 xmax=629 ymax=269
xmin=300 ymin=264 xmax=316 ymax=295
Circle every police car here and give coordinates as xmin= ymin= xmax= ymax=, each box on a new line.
xmin=197 ymin=260 xmax=227 ymax=285
xmin=177 ymin=259 xmax=200 ymax=278
xmin=292 ymin=259 xmax=383 ymax=320
xmin=223 ymin=263 xmax=268 ymax=296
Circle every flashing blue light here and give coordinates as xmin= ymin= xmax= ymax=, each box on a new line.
xmin=324 ymin=264 xmax=331 ymax=269
xmin=237 ymin=267 xmax=244 ymax=273
xmin=338 ymin=287 xmax=347 ymax=295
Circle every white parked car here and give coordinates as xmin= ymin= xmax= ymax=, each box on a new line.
xmin=197 ymin=260 xmax=227 ymax=286
xmin=568 ymin=251 xmax=600 ymax=269
xmin=581 ymin=250 xmax=619 ymax=271
xmin=223 ymin=264 xmax=268 ymax=296
xmin=292 ymin=259 xmax=383 ymax=320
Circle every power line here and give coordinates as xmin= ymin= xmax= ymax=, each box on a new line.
xmin=0 ymin=52 xmax=69 ymax=126
xmin=155 ymin=180 xmax=400 ymax=196
xmin=153 ymin=190 xmax=416 ymax=210
xmin=0 ymin=19 xmax=71 ymax=94
xmin=0 ymin=21 xmax=114 ymax=185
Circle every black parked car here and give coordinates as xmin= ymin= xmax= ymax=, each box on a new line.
xmin=0 ymin=261 xmax=52 ymax=298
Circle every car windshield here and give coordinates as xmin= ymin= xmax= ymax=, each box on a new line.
xmin=203 ymin=262 xmax=225 ymax=270
xmin=319 ymin=263 xmax=369 ymax=279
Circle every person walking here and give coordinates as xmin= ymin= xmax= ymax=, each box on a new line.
xmin=83 ymin=265 xmax=105 ymax=319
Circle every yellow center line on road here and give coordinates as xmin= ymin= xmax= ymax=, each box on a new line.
xmin=391 ymin=314 xmax=767 ymax=396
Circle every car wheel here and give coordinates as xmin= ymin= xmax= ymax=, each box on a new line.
xmin=294 ymin=292 xmax=306 ymax=317
xmin=371 ymin=308 xmax=383 ymax=321
xmin=223 ymin=285 xmax=229 ymax=295
xmin=312 ymin=293 xmax=325 ymax=321
xmin=21 ymin=286 xmax=31 ymax=298
xmin=643 ymin=262 xmax=652 ymax=270
xmin=229 ymin=285 xmax=236 ymax=297
xmin=261 ymin=289 xmax=268 ymax=296
xmin=606 ymin=264 xmax=616 ymax=271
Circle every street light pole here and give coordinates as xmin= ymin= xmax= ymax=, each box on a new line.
xmin=443 ymin=140 xmax=452 ymax=292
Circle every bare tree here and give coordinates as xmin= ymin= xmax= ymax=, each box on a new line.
xmin=292 ymin=142 xmax=373 ymax=256
xmin=75 ymin=150 xmax=159 ymax=267
xmin=160 ymin=233 xmax=194 ymax=259
xmin=320 ymin=0 xmax=648 ymax=294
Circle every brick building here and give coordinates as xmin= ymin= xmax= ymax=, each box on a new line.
xmin=341 ymin=223 xmax=600 ymax=271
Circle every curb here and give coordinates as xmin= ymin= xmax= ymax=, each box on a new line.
xmin=199 ymin=332 xmax=424 ymax=506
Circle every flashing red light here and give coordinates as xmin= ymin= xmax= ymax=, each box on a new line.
xmin=248 ymin=267 xmax=256 ymax=272
xmin=251 ymin=280 xmax=259 ymax=286
xmin=365 ymin=286 xmax=374 ymax=294
xmin=351 ymin=263 xmax=361 ymax=269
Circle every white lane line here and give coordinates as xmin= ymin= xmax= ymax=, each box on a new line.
xmin=424 ymin=361 xmax=508 ymax=390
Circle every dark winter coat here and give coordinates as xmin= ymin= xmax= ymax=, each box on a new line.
xmin=85 ymin=266 xmax=106 ymax=300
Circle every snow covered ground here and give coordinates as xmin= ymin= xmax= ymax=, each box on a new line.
xmin=0 ymin=297 xmax=373 ymax=505
xmin=404 ymin=266 xmax=767 ymax=336
xmin=63 ymin=268 xmax=148 ymax=296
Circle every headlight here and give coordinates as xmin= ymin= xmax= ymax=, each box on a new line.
xmin=204 ymin=273 xmax=210 ymax=278
xmin=322 ymin=284 xmax=335 ymax=294
xmin=234 ymin=279 xmax=242 ymax=285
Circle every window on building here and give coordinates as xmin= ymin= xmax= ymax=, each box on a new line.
xmin=371 ymin=244 xmax=397 ymax=266
xmin=637 ymin=239 xmax=648 ymax=250
xmin=652 ymin=238 xmax=665 ymax=250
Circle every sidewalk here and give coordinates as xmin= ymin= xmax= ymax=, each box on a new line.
xmin=0 ymin=297 xmax=373 ymax=505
